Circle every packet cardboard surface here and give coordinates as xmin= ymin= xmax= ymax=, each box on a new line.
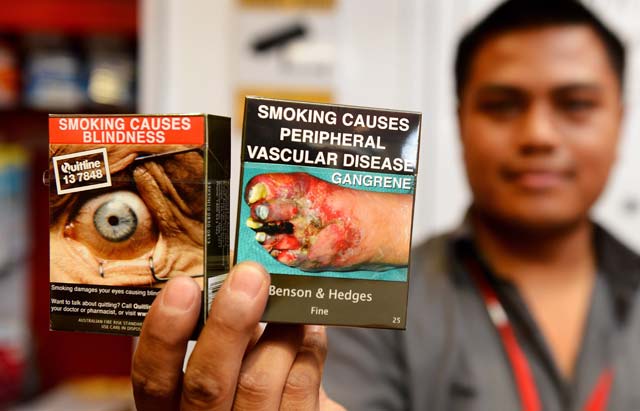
xmin=231 ymin=97 xmax=421 ymax=329
xmin=49 ymin=114 xmax=230 ymax=336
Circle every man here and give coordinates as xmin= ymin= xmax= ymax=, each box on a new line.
xmin=131 ymin=0 xmax=640 ymax=410
xmin=324 ymin=1 xmax=640 ymax=409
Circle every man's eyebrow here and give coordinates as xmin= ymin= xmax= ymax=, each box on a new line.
xmin=552 ymin=83 xmax=603 ymax=95
xmin=474 ymin=84 xmax=524 ymax=96
xmin=474 ymin=83 xmax=604 ymax=97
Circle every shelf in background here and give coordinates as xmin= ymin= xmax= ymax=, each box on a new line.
xmin=1 ymin=0 xmax=137 ymax=36
xmin=0 ymin=0 xmax=139 ymax=397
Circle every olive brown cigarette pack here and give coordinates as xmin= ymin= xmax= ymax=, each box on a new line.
xmin=232 ymin=97 xmax=421 ymax=329
xmin=49 ymin=114 xmax=230 ymax=336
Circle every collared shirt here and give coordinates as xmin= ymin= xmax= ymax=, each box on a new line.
xmin=323 ymin=222 xmax=640 ymax=410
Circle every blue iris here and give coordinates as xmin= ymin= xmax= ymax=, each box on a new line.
xmin=93 ymin=200 xmax=138 ymax=242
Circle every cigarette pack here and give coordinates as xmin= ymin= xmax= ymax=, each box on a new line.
xmin=49 ymin=114 xmax=230 ymax=336
xmin=232 ymin=97 xmax=421 ymax=329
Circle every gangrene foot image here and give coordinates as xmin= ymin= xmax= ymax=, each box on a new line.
xmin=244 ymin=172 xmax=412 ymax=271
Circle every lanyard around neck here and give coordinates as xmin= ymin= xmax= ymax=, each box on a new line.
xmin=464 ymin=256 xmax=614 ymax=411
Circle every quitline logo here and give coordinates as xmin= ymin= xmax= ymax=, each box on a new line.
xmin=52 ymin=148 xmax=112 ymax=195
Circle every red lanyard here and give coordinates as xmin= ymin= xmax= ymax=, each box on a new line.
xmin=465 ymin=257 xmax=614 ymax=411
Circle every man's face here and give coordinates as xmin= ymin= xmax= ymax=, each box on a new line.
xmin=459 ymin=25 xmax=623 ymax=231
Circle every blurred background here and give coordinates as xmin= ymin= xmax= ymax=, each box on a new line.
xmin=1 ymin=0 xmax=639 ymax=409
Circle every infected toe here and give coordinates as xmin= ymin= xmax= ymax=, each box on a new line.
xmin=247 ymin=182 xmax=268 ymax=204
xmin=254 ymin=204 xmax=269 ymax=220
xmin=246 ymin=217 xmax=263 ymax=229
xmin=251 ymin=200 xmax=299 ymax=222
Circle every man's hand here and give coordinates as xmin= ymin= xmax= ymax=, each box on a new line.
xmin=132 ymin=261 xmax=345 ymax=410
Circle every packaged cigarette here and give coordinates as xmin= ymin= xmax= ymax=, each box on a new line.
xmin=231 ymin=97 xmax=421 ymax=329
xmin=49 ymin=114 xmax=230 ymax=336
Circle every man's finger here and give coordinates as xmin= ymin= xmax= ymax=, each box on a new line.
xmin=132 ymin=276 xmax=202 ymax=411
xmin=280 ymin=325 xmax=328 ymax=410
xmin=181 ymin=262 xmax=270 ymax=411
xmin=233 ymin=324 xmax=304 ymax=410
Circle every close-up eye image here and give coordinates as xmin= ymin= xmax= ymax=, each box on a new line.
xmin=49 ymin=144 xmax=205 ymax=287
xmin=65 ymin=190 xmax=158 ymax=261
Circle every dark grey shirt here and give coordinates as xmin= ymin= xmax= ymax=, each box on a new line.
xmin=323 ymin=224 xmax=640 ymax=410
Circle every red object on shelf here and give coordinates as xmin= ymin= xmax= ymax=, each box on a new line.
xmin=1 ymin=0 xmax=137 ymax=35
xmin=0 ymin=346 xmax=25 ymax=405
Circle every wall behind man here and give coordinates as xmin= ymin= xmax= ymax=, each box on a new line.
xmin=140 ymin=0 xmax=640 ymax=252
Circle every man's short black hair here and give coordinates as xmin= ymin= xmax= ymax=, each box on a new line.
xmin=454 ymin=0 xmax=626 ymax=100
